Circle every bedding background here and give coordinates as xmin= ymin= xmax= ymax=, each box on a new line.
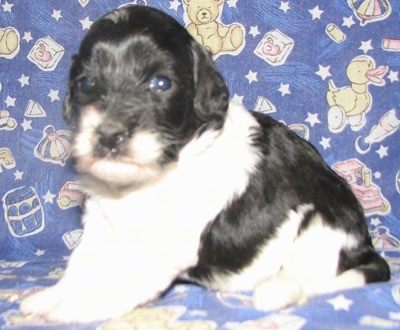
xmin=0 ymin=0 xmax=399 ymax=329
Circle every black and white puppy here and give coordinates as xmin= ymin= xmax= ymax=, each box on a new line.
xmin=21 ymin=5 xmax=390 ymax=323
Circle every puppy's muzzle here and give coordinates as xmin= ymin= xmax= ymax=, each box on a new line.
xmin=94 ymin=123 xmax=130 ymax=157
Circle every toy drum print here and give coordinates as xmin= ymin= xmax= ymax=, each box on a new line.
xmin=2 ymin=186 xmax=44 ymax=237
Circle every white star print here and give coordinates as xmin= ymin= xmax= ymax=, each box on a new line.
xmin=21 ymin=119 xmax=32 ymax=131
xmin=169 ymin=0 xmax=180 ymax=11
xmin=248 ymin=26 xmax=260 ymax=38
xmin=5 ymin=95 xmax=16 ymax=107
xmin=305 ymin=112 xmax=321 ymax=127
xmin=359 ymin=40 xmax=373 ymax=54
xmin=279 ymin=1 xmax=290 ymax=13
xmin=315 ymin=65 xmax=331 ymax=80
xmin=51 ymin=9 xmax=62 ymax=21
xmin=48 ymin=89 xmax=60 ymax=102
xmin=18 ymin=74 xmax=30 ymax=87
xmin=376 ymin=145 xmax=388 ymax=158
xmin=319 ymin=137 xmax=331 ymax=150
xmin=22 ymin=31 xmax=33 ymax=43
xmin=278 ymin=83 xmax=290 ymax=96
xmin=370 ymin=217 xmax=382 ymax=226
xmin=26 ymin=276 xmax=37 ymax=282
xmin=2 ymin=1 xmax=13 ymax=12
xmin=309 ymin=6 xmax=323 ymax=20
xmin=43 ymin=190 xmax=56 ymax=204
xmin=387 ymin=70 xmax=399 ymax=83
xmin=245 ymin=70 xmax=258 ymax=84
xmin=80 ymin=16 xmax=93 ymax=30
xmin=173 ymin=285 xmax=190 ymax=294
xmin=373 ymin=171 xmax=382 ymax=179
xmin=327 ymin=294 xmax=353 ymax=311
xmin=231 ymin=94 xmax=244 ymax=104
xmin=227 ymin=0 xmax=238 ymax=8
xmin=342 ymin=16 xmax=355 ymax=28
xmin=14 ymin=170 xmax=24 ymax=180
xmin=35 ymin=249 xmax=46 ymax=257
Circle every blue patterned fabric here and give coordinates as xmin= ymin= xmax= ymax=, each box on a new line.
xmin=1 ymin=1 xmax=400 ymax=329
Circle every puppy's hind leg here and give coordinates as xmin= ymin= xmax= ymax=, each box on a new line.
xmin=329 ymin=246 xmax=390 ymax=293
xmin=252 ymin=270 xmax=306 ymax=311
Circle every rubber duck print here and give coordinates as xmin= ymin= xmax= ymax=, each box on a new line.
xmin=327 ymin=55 xmax=388 ymax=133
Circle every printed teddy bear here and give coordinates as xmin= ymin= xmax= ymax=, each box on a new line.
xmin=183 ymin=0 xmax=244 ymax=55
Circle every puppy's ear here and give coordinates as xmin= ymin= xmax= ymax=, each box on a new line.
xmin=62 ymin=81 xmax=73 ymax=124
xmin=62 ymin=56 xmax=79 ymax=124
xmin=191 ymin=40 xmax=229 ymax=129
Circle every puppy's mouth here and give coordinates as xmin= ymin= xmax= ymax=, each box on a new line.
xmin=73 ymin=130 xmax=163 ymax=186
xmin=71 ymin=108 xmax=163 ymax=186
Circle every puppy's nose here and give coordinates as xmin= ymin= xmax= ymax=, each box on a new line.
xmin=95 ymin=124 xmax=128 ymax=155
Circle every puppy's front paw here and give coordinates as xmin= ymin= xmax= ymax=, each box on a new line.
xmin=20 ymin=287 xmax=62 ymax=319
xmin=21 ymin=286 xmax=121 ymax=323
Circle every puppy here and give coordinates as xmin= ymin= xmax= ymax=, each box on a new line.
xmin=21 ymin=5 xmax=390 ymax=323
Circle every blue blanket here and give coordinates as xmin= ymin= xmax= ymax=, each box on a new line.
xmin=1 ymin=1 xmax=400 ymax=329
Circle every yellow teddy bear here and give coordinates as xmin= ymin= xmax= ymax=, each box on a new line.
xmin=184 ymin=0 xmax=244 ymax=56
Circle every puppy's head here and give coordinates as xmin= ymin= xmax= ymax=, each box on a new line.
xmin=63 ymin=6 xmax=229 ymax=187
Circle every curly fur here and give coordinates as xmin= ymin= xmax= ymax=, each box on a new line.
xmin=20 ymin=5 xmax=389 ymax=323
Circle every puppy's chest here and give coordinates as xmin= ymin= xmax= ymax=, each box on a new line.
xmin=92 ymin=168 xmax=237 ymax=234
xmin=93 ymin=107 xmax=260 ymax=234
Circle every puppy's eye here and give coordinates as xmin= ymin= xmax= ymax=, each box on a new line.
xmin=78 ymin=77 xmax=96 ymax=92
xmin=149 ymin=76 xmax=172 ymax=92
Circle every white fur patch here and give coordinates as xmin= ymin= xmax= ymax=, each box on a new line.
xmin=71 ymin=106 xmax=103 ymax=161
xmin=104 ymin=7 xmax=130 ymax=23
xmin=215 ymin=204 xmax=313 ymax=291
xmin=253 ymin=272 xmax=304 ymax=311
xmin=284 ymin=220 xmax=360 ymax=296
xmin=21 ymin=103 xmax=262 ymax=322
xmin=220 ymin=204 xmax=365 ymax=311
